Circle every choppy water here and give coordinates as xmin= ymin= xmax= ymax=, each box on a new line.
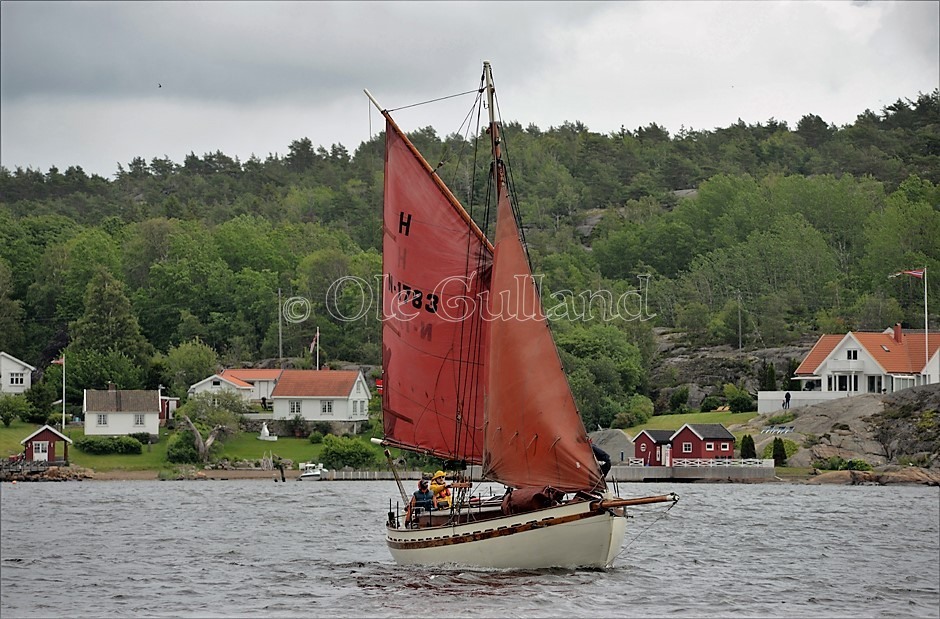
xmin=1 ymin=479 xmax=938 ymax=618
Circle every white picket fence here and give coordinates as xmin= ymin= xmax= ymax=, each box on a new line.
xmin=670 ymin=458 xmax=774 ymax=468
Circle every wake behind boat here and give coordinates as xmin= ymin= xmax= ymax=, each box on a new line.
xmin=368 ymin=61 xmax=677 ymax=569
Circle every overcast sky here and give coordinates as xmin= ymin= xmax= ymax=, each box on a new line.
xmin=1 ymin=1 xmax=937 ymax=179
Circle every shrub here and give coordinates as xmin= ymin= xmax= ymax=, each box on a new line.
xmin=129 ymin=432 xmax=157 ymax=445
xmin=308 ymin=431 xmax=324 ymax=444
xmin=699 ymin=395 xmax=723 ymax=413
xmin=75 ymin=435 xmax=143 ymax=455
xmin=728 ymin=393 xmax=754 ymax=413
xmin=767 ymin=412 xmax=796 ymax=425
xmin=0 ymin=394 xmax=31 ymax=427
xmin=166 ymin=430 xmax=199 ymax=464
xmin=845 ymin=458 xmax=873 ymax=471
xmin=309 ymin=421 xmax=332 ymax=436
xmin=320 ymin=434 xmax=378 ymax=469
xmin=762 ymin=437 xmax=800 ymax=461
xmin=669 ymin=387 xmax=689 ymax=413
xmin=812 ymin=456 xmax=873 ymax=471
xmin=612 ymin=394 xmax=654 ymax=428
xmin=802 ymin=433 xmax=821 ymax=448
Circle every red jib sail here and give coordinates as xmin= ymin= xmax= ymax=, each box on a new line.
xmin=483 ymin=165 xmax=603 ymax=493
xmin=381 ymin=115 xmax=492 ymax=463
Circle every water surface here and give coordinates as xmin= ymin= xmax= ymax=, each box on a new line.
xmin=1 ymin=480 xmax=937 ymax=618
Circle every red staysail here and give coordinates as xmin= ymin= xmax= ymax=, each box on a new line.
xmin=483 ymin=166 xmax=603 ymax=492
xmin=381 ymin=116 xmax=491 ymax=463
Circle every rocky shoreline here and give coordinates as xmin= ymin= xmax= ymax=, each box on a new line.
xmin=4 ymin=465 xmax=938 ymax=486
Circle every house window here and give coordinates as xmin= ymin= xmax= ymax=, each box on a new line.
xmin=353 ymin=401 xmax=359 ymax=414
xmin=33 ymin=441 xmax=48 ymax=454
xmin=640 ymin=443 xmax=647 ymax=452
xmin=97 ymin=414 xmax=108 ymax=426
xmin=9 ymin=372 xmax=25 ymax=386
xmin=356 ymin=382 xmax=362 ymax=394
xmin=212 ymin=380 xmax=221 ymax=386
xmin=289 ymin=400 xmax=302 ymax=416
xmin=705 ymin=442 xmax=715 ymax=451
xmin=682 ymin=442 xmax=692 ymax=454
xmin=847 ymin=349 xmax=858 ymax=360
xmin=321 ymin=400 xmax=333 ymax=415
xmin=656 ymin=446 xmax=661 ymax=459
xmin=134 ymin=414 xmax=145 ymax=426
xmin=721 ymin=442 xmax=730 ymax=451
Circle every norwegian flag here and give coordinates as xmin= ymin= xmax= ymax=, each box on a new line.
xmin=889 ymin=269 xmax=925 ymax=279
xmin=51 ymin=356 xmax=65 ymax=365
xmin=309 ymin=330 xmax=319 ymax=354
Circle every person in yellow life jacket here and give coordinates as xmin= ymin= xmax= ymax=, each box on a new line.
xmin=430 ymin=470 xmax=451 ymax=509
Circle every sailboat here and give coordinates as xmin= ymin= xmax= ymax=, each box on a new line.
xmin=367 ymin=62 xmax=677 ymax=569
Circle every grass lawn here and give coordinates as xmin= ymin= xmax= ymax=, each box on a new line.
xmin=221 ymin=432 xmax=325 ymax=469
xmin=623 ymin=411 xmax=759 ymax=439
xmin=0 ymin=421 xmax=329 ymax=472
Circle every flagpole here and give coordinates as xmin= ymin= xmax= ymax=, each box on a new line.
xmin=61 ymin=353 xmax=66 ymax=430
xmin=924 ymin=266 xmax=929 ymax=383
xmin=316 ymin=326 xmax=320 ymax=371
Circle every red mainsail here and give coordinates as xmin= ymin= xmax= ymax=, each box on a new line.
xmin=381 ymin=115 xmax=492 ymax=463
xmin=483 ymin=166 xmax=603 ymax=492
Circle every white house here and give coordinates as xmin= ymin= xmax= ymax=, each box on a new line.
xmin=83 ymin=385 xmax=161 ymax=436
xmin=188 ymin=374 xmax=254 ymax=401
xmin=270 ymin=369 xmax=370 ymax=431
xmin=0 ymin=351 xmax=35 ymax=395
xmin=758 ymin=324 xmax=940 ymax=413
xmin=188 ymin=368 xmax=282 ymax=407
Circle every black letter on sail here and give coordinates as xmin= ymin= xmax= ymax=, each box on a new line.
xmin=399 ymin=212 xmax=412 ymax=236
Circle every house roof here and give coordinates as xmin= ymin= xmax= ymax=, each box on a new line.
xmin=670 ymin=423 xmax=735 ymax=442
xmin=797 ymin=328 xmax=940 ymax=376
xmin=189 ymin=374 xmax=253 ymax=392
xmin=0 ymin=351 xmax=36 ymax=372
xmin=20 ymin=424 xmax=73 ymax=444
xmin=271 ymin=370 xmax=361 ymax=398
xmin=852 ymin=331 xmax=940 ymax=374
xmin=634 ymin=429 xmax=675 ymax=444
xmin=794 ymin=334 xmax=843 ymax=375
xmin=85 ymin=389 xmax=160 ymax=412
xmin=221 ymin=368 xmax=283 ymax=382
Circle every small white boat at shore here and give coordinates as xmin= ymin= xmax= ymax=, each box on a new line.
xmin=298 ymin=462 xmax=328 ymax=481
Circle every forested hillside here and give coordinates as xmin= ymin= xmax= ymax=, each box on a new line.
xmin=1 ymin=90 xmax=937 ymax=430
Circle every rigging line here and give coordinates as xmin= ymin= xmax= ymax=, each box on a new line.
xmin=388 ymin=88 xmax=483 ymax=112
xmin=453 ymin=76 xmax=490 ymax=462
xmin=615 ymin=500 xmax=678 ymax=558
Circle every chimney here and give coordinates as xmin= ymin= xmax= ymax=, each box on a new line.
xmin=893 ymin=323 xmax=903 ymax=344
xmin=108 ymin=381 xmax=117 ymax=392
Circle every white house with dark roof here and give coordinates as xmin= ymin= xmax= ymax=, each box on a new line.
xmin=0 ymin=351 xmax=35 ymax=395
xmin=83 ymin=384 xmax=160 ymax=436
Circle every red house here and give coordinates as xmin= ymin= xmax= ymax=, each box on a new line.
xmin=670 ymin=423 xmax=735 ymax=460
xmin=20 ymin=425 xmax=72 ymax=463
xmin=633 ymin=430 xmax=674 ymax=466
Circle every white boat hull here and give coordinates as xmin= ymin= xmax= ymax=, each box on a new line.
xmin=386 ymin=499 xmax=627 ymax=569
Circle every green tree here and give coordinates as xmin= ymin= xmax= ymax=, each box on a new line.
xmin=0 ymin=393 xmax=31 ymax=427
xmin=162 ymin=338 xmax=219 ymax=398
xmin=175 ymin=391 xmax=248 ymax=463
xmin=740 ymin=434 xmax=756 ymax=459
xmin=772 ymin=436 xmax=788 ymax=466
xmin=70 ymin=270 xmax=152 ymax=364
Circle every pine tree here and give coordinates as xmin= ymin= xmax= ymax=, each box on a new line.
xmin=772 ymin=437 xmax=787 ymax=466
xmin=740 ymin=434 xmax=756 ymax=459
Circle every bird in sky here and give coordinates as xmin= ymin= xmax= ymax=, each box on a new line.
xmin=158 ymin=83 xmax=162 ymax=88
